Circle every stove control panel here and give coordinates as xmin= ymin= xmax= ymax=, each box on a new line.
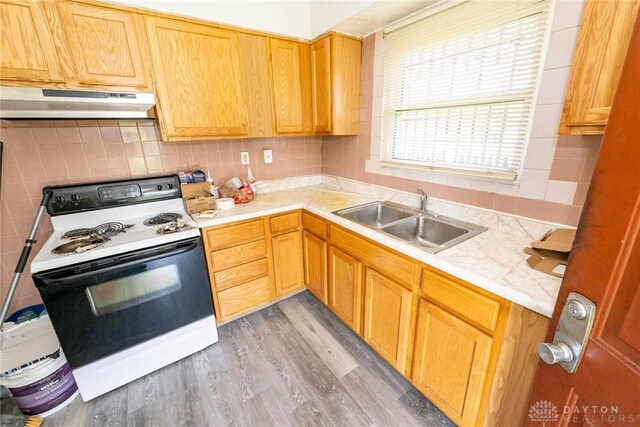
xmin=45 ymin=175 xmax=182 ymax=216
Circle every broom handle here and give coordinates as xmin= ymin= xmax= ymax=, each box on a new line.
xmin=0 ymin=191 xmax=52 ymax=325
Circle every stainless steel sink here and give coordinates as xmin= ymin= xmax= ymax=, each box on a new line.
xmin=334 ymin=201 xmax=413 ymax=228
xmin=333 ymin=201 xmax=487 ymax=253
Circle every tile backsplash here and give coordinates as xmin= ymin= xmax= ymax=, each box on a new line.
xmin=0 ymin=119 xmax=322 ymax=313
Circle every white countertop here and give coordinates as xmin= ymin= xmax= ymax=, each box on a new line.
xmin=194 ymin=185 xmax=562 ymax=318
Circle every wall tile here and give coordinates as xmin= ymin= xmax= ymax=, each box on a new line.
xmin=524 ymin=138 xmax=556 ymax=170
xmin=529 ymin=104 xmax=563 ymax=138
xmin=79 ymin=127 xmax=102 ymax=144
xmin=540 ymin=201 xmax=572 ymax=224
xmin=544 ymin=27 xmax=580 ymax=69
xmin=518 ymin=169 xmax=551 ymax=199
xmin=551 ymin=0 xmax=587 ymax=32
xmin=537 ymin=67 xmax=571 ymax=105
xmin=100 ymin=126 xmax=122 ymax=144
xmin=549 ymin=157 xmax=584 ymax=181
xmin=544 ymin=180 xmax=577 ymax=204
xmin=55 ymin=127 xmax=82 ymax=144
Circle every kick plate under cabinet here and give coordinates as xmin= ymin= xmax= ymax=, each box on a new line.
xmin=538 ymin=292 xmax=596 ymax=373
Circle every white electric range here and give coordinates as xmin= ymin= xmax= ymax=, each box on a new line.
xmin=30 ymin=175 xmax=218 ymax=401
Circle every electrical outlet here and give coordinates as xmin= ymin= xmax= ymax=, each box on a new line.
xmin=263 ymin=149 xmax=273 ymax=164
xmin=240 ymin=151 xmax=250 ymax=165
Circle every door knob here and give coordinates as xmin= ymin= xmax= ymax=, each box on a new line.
xmin=538 ymin=342 xmax=574 ymax=365
xmin=537 ymin=292 xmax=596 ymax=373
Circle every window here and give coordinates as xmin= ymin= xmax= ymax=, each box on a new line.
xmin=381 ymin=0 xmax=551 ymax=180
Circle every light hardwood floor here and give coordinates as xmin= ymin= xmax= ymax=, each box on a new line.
xmin=1 ymin=292 xmax=454 ymax=427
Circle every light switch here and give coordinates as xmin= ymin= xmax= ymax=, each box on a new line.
xmin=263 ymin=149 xmax=273 ymax=164
xmin=240 ymin=151 xmax=250 ymax=165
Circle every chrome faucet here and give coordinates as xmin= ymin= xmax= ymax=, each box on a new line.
xmin=417 ymin=188 xmax=428 ymax=212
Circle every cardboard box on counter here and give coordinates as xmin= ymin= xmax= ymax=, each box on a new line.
xmin=524 ymin=228 xmax=576 ymax=278
xmin=181 ymin=182 xmax=216 ymax=214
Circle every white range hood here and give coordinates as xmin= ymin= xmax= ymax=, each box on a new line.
xmin=0 ymin=86 xmax=156 ymax=119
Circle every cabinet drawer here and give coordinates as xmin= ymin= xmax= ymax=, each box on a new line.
xmin=270 ymin=212 xmax=300 ymax=235
xmin=217 ymin=276 xmax=271 ymax=319
xmin=421 ymin=268 xmax=501 ymax=332
xmin=214 ymin=258 xmax=269 ymax=291
xmin=329 ymin=225 xmax=416 ymax=288
xmin=210 ymin=239 xmax=267 ymax=272
xmin=206 ymin=220 xmax=265 ymax=250
xmin=302 ymin=211 xmax=327 ymax=239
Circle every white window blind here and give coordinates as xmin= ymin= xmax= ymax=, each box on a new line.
xmin=381 ymin=0 xmax=550 ymax=180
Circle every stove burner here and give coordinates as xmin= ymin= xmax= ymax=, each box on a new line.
xmin=155 ymin=220 xmax=192 ymax=234
xmin=61 ymin=222 xmax=133 ymax=240
xmin=143 ymin=213 xmax=183 ymax=226
xmin=93 ymin=222 xmax=133 ymax=237
xmin=52 ymin=236 xmax=109 ymax=255
xmin=60 ymin=228 xmax=95 ymax=240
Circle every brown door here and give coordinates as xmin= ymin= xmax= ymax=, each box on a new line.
xmin=524 ymin=17 xmax=640 ymax=426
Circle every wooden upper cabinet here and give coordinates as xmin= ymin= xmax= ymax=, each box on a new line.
xmin=55 ymin=2 xmax=149 ymax=89
xmin=145 ymin=17 xmax=248 ymax=140
xmin=0 ymin=0 xmax=63 ymax=83
xmin=268 ymin=38 xmax=311 ymax=134
xmin=559 ymin=0 xmax=640 ymax=134
xmin=239 ymin=33 xmax=274 ymax=137
xmin=311 ymin=36 xmax=332 ymax=133
xmin=310 ymin=33 xmax=361 ymax=135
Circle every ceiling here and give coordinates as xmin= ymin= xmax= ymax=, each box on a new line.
xmin=106 ymin=0 xmax=435 ymax=39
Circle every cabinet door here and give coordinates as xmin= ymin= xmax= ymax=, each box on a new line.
xmin=239 ymin=33 xmax=274 ymax=137
xmin=330 ymin=34 xmax=361 ymax=135
xmin=302 ymin=230 xmax=327 ymax=303
xmin=0 ymin=0 xmax=63 ymax=83
xmin=272 ymin=230 xmax=304 ymax=297
xmin=412 ymin=299 xmax=492 ymax=426
xmin=145 ymin=17 xmax=248 ymax=139
xmin=363 ymin=268 xmax=413 ymax=373
xmin=269 ymin=38 xmax=304 ymax=134
xmin=328 ymin=246 xmax=363 ymax=334
xmin=311 ymin=36 xmax=331 ymax=133
xmin=56 ymin=2 xmax=149 ymax=89
xmin=560 ymin=0 xmax=640 ymax=134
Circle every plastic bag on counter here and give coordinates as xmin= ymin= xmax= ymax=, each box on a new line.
xmin=218 ymin=183 xmax=255 ymax=204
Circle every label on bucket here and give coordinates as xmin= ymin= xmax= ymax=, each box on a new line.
xmin=9 ymin=362 xmax=78 ymax=416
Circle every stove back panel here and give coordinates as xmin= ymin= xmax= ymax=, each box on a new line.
xmin=44 ymin=175 xmax=182 ymax=216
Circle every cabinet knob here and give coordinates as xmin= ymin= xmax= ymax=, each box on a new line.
xmin=538 ymin=342 xmax=574 ymax=365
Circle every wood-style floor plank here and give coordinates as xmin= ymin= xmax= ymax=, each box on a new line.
xmin=0 ymin=291 xmax=454 ymax=427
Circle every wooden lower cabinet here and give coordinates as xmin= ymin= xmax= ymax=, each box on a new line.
xmin=217 ymin=276 xmax=271 ymax=320
xmin=412 ymin=299 xmax=493 ymax=426
xmin=328 ymin=245 xmax=363 ymax=334
xmin=203 ymin=210 xmax=549 ymax=425
xmin=363 ymin=268 xmax=413 ymax=373
xmin=272 ymin=230 xmax=304 ymax=297
xmin=302 ymin=230 xmax=327 ymax=303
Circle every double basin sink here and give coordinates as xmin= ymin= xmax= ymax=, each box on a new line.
xmin=333 ymin=201 xmax=487 ymax=254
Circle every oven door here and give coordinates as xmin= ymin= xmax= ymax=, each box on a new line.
xmin=33 ymin=237 xmax=214 ymax=368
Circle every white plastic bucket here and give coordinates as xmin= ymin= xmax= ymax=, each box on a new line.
xmin=0 ymin=350 xmax=79 ymax=417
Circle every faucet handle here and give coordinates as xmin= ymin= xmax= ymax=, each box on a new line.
xmin=416 ymin=188 xmax=427 ymax=198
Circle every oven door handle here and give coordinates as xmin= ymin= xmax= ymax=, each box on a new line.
xmin=44 ymin=241 xmax=199 ymax=286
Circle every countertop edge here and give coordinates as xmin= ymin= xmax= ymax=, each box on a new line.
xmin=194 ymin=200 xmax=555 ymax=318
